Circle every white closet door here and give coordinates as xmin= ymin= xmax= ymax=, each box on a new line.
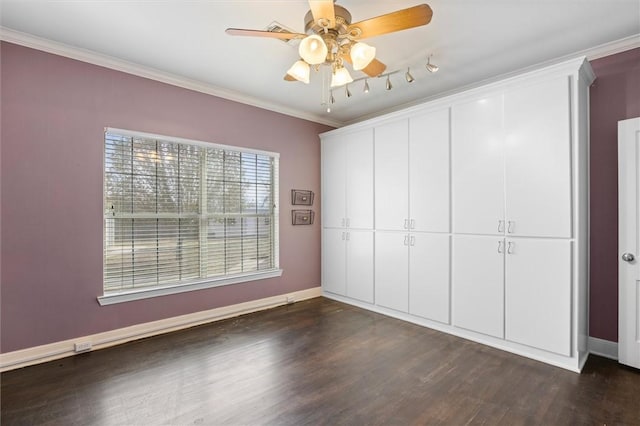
xmin=452 ymin=95 xmax=505 ymax=235
xmin=375 ymin=232 xmax=409 ymax=312
xmin=345 ymin=129 xmax=374 ymax=229
xmin=409 ymin=108 xmax=451 ymax=232
xmin=321 ymin=137 xmax=346 ymax=229
xmin=452 ymin=235 xmax=504 ymax=338
xmin=322 ymin=228 xmax=346 ymax=296
xmin=346 ymin=230 xmax=374 ymax=304
xmin=375 ymin=120 xmax=409 ymax=231
xmin=504 ymin=77 xmax=572 ymax=238
xmin=505 ymin=238 xmax=571 ymax=356
xmin=409 ymin=234 xmax=450 ymax=324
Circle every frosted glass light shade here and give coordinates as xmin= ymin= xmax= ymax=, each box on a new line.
xmin=330 ymin=67 xmax=353 ymax=87
xmin=299 ymin=35 xmax=328 ymax=65
xmin=350 ymin=42 xmax=376 ymax=70
xmin=286 ymin=60 xmax=310 ymax=84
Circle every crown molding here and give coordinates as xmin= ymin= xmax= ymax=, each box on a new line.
xmin=582 ymin=34 xmax=640 ymax=60
xmin=0 ymin=27 xmax=344 ymax=128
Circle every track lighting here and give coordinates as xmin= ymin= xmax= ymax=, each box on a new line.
xmin=363 ymin=79 xmax=370 ymax=93
xmin=385 ymin=75 xmax=392 ymax=90
xmin=405 ymin=67 xmax=414 ymax=83
xmin=426 ymin=56 xmax=439 ymax=73
xmin=329 ymin=90 xmax=335 ymax=104
xmin=345 ymin=84 xmax=352 ymax=98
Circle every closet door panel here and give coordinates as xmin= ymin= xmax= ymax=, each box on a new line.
xmin=452 ymin=235 xmax=504 ymax=338
xmin=409 ymin=234 xmax=450 ymax=324
xmin=452 ymin=95 xmax=505 ymax=235
xmin=375 ymin=232 xmax=409 ymax=312
xmin=345 ymin=129 xmax=374 ymax=229
xmin=505 ymin=238 xmax=572 ymax=356
xmin=322 ymin=228 xmax=346 ymax=296
xmin=346 ymin=231 xmax=374 ymax=304
xmin=375 ymin=120 xmax=409 ymax=231
xmin=409 ymin=108 xmax=451 ymax=232
xmin=504 ymin=77 xmax=572 ymax=238
xmin=321 ymin=137 xmax=346 ymax=229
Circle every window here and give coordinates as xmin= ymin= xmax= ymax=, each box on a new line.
xmin=101 ymin=128 xmax=280 ymax=304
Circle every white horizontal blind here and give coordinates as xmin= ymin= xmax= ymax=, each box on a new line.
xmin=104 ymin=130 xmax=278 ymax=294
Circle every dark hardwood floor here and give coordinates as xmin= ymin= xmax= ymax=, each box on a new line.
xmin=2 ymin=297 xmax=639 ymax=425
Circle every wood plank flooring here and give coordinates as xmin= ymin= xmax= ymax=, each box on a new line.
xmin=2 ymin=297 xmax=639 ymax=425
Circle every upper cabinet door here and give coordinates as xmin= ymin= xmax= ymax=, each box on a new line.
xmin=409 ymin=108 xmax=451 ymax=232
xmin=504 ymin=77 xmax=572 ymax=238
xmin=452 ymin=95 xmax=505 ymax=235
xmin=375 ymin=120 xmax=409 ymax=231
xmin=345 ymin=129 xmax=374 ymax=230
xmin=322 ymin=136 xmax=346 ymax=229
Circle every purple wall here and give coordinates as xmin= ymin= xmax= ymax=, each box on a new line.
xmin=589 ymin=48 xmax=640 ymax=342
xmin=0 ymin=42 xmax=332 ymax=353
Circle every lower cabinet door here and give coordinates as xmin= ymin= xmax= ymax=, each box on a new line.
xmin=409 ymin=234 xmax=450 ymax=324
xmin=375 ymin=232 xmax=409 ymax=312
xmin=322 ymin=228 xmax=346 ymax=296
xmin=505 ymin=238 xmax=571 ymax=356
xmin=452 ymin=235 xmax=504 ymax=338
xmin=346 ymin=230 xmax=374 ymax=304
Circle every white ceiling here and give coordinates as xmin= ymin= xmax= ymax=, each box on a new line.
xmin=1 ymin=0 xmax=639 ymax=126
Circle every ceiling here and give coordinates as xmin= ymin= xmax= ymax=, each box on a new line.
xmin=1 ymin=0 xmax=639 ymax=127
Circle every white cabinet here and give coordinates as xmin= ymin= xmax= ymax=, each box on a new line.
xmin=452 ymin=95 xmax=505 ymax=236
xmin=504 ymin=77 xmax=572 ymax=238
xmin=375 ymin=232 xmax=450 ymax=321
xmin=375 ymin=109 xmax=450 ymax=232
xmin=452 ymin=235 xmax=504 ymax=338
xmin=322 ymin=228 xmax=374 ymax=303
xmin=505 ymin=238 xmax=572 ymax=356
xmin=322 ymin=129 xmax=373 ymax=230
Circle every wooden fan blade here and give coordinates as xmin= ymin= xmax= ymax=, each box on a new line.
xmin=284 ymin=74 xmax=297 ymax=81
xmin=343 ymin=55 xmax=387 ymax=77
xmin=308 ymin=0 xmax=336 ymax=29
xmin=225 ymin=28 xmax=306 ymax=40
xmin=347 ymin=4 xmax=433 ymax=39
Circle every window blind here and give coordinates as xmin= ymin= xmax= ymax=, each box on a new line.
xmin=104 ymin=130 xmax=279 ymax=294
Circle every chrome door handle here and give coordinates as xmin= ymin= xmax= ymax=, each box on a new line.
xmin=507 ymin=220 xmax=514 ymax=233
xmin=498 ymin=241 xmax=503 ymax=254
xmin=404 ymin=235 xmax=409 ymax=246
xmin=410 ymin=236 xmax=415 ymax=246
xmin=622 ymin=253 xmax=635 ymax=262
xmin=404 ymin=219 xmax=409 ymax=229
xmin=507 ymin=241 xmax=514 ymax=254
xmin=410 ymin=219 xmax=415 ymax=230
xmin=498 ymin=220 xmax=504 ymax=233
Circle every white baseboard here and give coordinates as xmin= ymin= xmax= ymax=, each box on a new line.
xmin=588 ymin=336 xmax=618 ymax=360
xmin=0 ymin=287 xmax=321 ymax=372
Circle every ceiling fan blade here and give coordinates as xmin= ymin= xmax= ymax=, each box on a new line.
xmin=343 ymin=55 xmax=387 ymax=77
xmin=347 ymin=4 xmax=433 ymax=39
xmin=284 ymin=74 xmax=297 ymax=81
xmin=308 ymin=0 xmax=336 ymax=29
xmin=225 ymin=28 xmax=306 ymax=40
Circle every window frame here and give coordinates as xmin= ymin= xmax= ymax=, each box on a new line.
xmin=98 ymin=127 xmax=281 ymax=306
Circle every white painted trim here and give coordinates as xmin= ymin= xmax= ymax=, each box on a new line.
xmin=98 ymin=269 xmax=284 ymax=306
xmin=588 ymin=337 xmax=619 ymax=360
xmin=0 ymin=27 xmax=342 ymax=128
xmin=0 ymin=287 xmax=321 ymax=372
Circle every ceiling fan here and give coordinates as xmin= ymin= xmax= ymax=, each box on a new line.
xmin=226 ymin=1 xmax=433 ymax=87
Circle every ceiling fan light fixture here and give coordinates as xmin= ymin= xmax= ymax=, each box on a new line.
xmin=405 ymin=67 xmax=415 ymax=83
xmin=385 ymin=75 xmax=392 ymax=90
xmin=298 ymin=34 xmax=328 ymax=65
xmin=330 ymin=67 xmax=353 ymax=88
xmin=286 ymin=60 xmax=311 ymax=84
xmin=350 ymin=42 xmax=376 ymax=71
xmin=363 ymin=79 xmax=370 ymax=93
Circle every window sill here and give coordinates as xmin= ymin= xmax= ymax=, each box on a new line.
xmin=97 ymin=269 xmax=283 ymax=306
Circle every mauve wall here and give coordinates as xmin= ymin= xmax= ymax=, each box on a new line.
xmin=0 ymin=42 xmax=332 ymax=353
xmin=589 ymin=47 xmax=640 ymax=342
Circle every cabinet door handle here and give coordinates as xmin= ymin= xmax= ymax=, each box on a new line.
xmin=410 ymin=236 xmax=415 ymax=246
xmin=498 ymin=220 xmax=504 ymax=233
xmin=507 ymin=241 xmax=514 ymax=254
xmin=341 ymin=218 xmax=345 ymax=227
xmin=410 ymin=219 xmax=415 ymax=229
xmin=507 ymin=220 xmax=514 ymax=233
xmin=341 ymin=232 xmax=345 ymax=240
xmin=346 ymin=232 xmax=350 ymax=241
xmin=404 ymin=219 xmax=409 ymax=229
xmin=404 ymin=235 xmax=409 ymax=246
xmin=346 ymin=218 xmax=350 ymax=228
xmin=498 ymin=240 xmax=503 ymax=254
